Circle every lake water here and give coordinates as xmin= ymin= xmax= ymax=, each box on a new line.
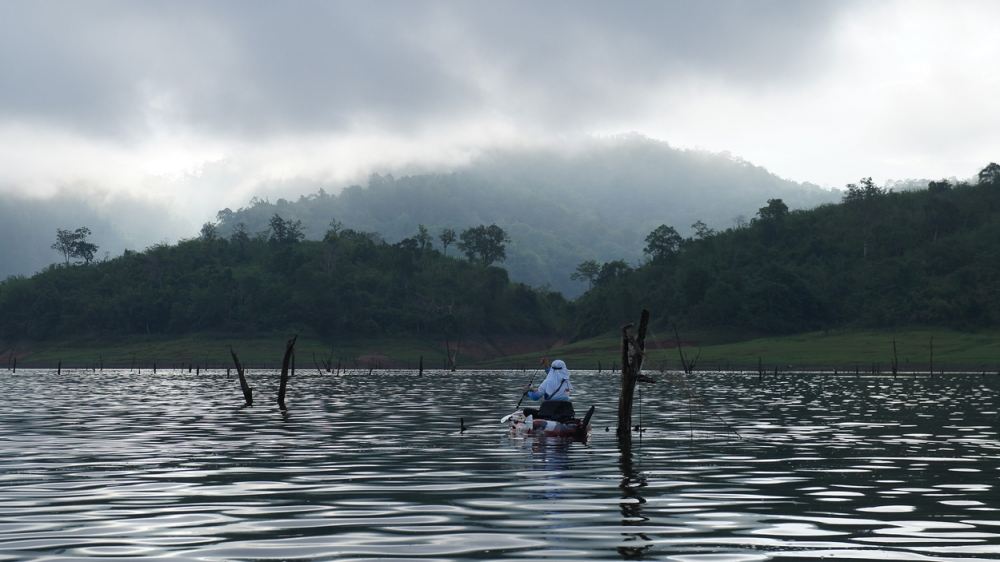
xmin=2 ymin=369 xmax=1000 ymax=561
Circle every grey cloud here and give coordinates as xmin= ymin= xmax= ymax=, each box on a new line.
xmin=0 ymin=0 xmax=850 ymax=138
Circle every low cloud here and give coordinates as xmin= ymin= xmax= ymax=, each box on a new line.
xmin=0 ymin=0 xmax=998 ymax=234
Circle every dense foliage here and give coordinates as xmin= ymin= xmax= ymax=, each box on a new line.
xmin=0 ymin=221 xmax=567 ymax=341
xmin=574 ymin=168 xmax=1000 ymax=337
xmin=212 ymin=136 xmax=835 ymax=296
xmin=4 ymin=163 xmax=997 ymax=345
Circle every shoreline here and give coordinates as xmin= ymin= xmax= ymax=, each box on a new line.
xmin=3 ymin=327 xmax=997 ymax=372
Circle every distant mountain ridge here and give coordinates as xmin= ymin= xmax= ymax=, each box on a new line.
xmin=214 ymin=136 xmax=838 ymax=296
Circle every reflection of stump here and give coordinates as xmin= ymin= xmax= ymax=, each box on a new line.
xmin=617 ymin=438 xmax=651 ymax=558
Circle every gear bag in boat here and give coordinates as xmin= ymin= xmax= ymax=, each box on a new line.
xmin=523 ymin=400 xmax=576 ymax=422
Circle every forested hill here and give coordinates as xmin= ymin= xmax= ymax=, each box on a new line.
xmin=574 ymin=165 xmax=1000 ymax=338
xmin=0 ymin=222 xmax=567 ymax=342
xmin=214 ymin=136 xmax=837 ymax=297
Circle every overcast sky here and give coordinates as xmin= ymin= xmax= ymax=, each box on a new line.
xmin=1 ymin=0 xmax=998 ymax=230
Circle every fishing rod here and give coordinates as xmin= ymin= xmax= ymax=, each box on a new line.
xmin=500 ymin=361 xmax=547 ymax=423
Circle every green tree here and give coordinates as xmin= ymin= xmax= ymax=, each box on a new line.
xmin=415 ymin=224 xmax=432 ymax=252
xmin=596 ymin=260 xmax=632 ymax=285
xmin=51 ymin=227 xmax=98 ymax=265
xmin=843 ymin=177 xmax=886 ymax=204
xmin=200 ymin=222 xmax=218 ymax=241
xmin=268 ymin=214 xmax=305 ymax=244
xmin=928 ymin=179 xmax=952 ymax=193
xmin=692 ymin=220 xmax=715 ymax=240
xmin=230 ymin=223 xmax=250 ymax=255
xmin=439 ymin=228 xmax=457 ymax=256
xmin=323 ymin=219 xmax=344 ymax=242
xmin=458 ymin=224 xmax=509 ymax=266
xmin=570 ymin=259 xmax=600 ymax=288
xmin=74 ymin=238 xmax=98 ymax=265
xmin=978 ymin=162 xmax=1000 ymax=186
xmin=756 ymin=198 xmax=789 ymax=222
xmin=643 ymin=224 xmax=683 ymax=260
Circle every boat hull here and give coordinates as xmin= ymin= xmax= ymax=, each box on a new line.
xmin=508 ymin=405 xmax=595 ymax=440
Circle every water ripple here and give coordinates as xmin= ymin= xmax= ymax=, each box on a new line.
xmin=2 ymin=369 xmax=1000 ymax=560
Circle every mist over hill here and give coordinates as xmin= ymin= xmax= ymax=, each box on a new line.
xmin=0 ymin=193 xmax=125 ymax=279
xmin=0 ymin=191 xmax=189 ymax=280
xmin=215 ymin=136 xmax=838 ymax=296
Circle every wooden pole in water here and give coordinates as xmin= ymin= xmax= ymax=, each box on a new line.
xmin=153 ymin=360 xmax=157 ymax=374
xmin=12 ymin=356 xmax=15 ymax=373
xmin=929 ymin=336 xmax=934 ymax=377
xmin=419 ymin=355 xmax=424 ymax=376
xmin=57 ymin=360 xmax=61 ymax=376
xmin=891 ymin=338 xmax=899 ymax=377
xmin=229 ymin=346 xmax=253 ymax=406
xmin=277 ymin=335 xmax=297 ymax=411
xmin=617 ymin=309 xmax=649 ymax=446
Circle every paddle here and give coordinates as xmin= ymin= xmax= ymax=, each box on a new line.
xmin=500 ymin=369 xmax=543 ymax=424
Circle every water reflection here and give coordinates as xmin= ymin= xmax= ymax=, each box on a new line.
xmin=618 ymin=444 xmax=652 ymax=559
xmin=1 ymin=369 xmax=1000 ymax=560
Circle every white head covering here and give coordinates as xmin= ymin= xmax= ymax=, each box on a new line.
xmin=547 ymin=359 xmax=572 ymax=397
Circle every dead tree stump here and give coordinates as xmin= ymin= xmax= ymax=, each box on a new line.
xmin=278 ymin=335 xmax=298 ymax=410
xmin=229 ymin=346 xmax=253 ymax=407
xmin=617 ymin=309 xmax=650 ymax=447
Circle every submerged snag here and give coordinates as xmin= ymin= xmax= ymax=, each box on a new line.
xmin=891 ymin=337 xmax=899 ymax=377
xmin=229 ymin=346 xmax=253 ymax=407
xmin=445 ymin=338 xmax=460 ymax=371
xmin=673 ymin=324 xmax=699 ymax=374
xmin=278 ymin=335 xmax=298 ymax=411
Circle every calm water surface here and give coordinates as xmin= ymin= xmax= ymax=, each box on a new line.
xmin=2 ymin=369 xmax=1000 ymax=561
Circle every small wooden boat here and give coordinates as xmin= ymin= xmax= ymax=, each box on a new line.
xmin=509 ymin=405 xmax=595 ymax=439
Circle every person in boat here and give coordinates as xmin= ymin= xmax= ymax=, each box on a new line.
xmin=523 ymin=358 xmax=576 ymax=422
